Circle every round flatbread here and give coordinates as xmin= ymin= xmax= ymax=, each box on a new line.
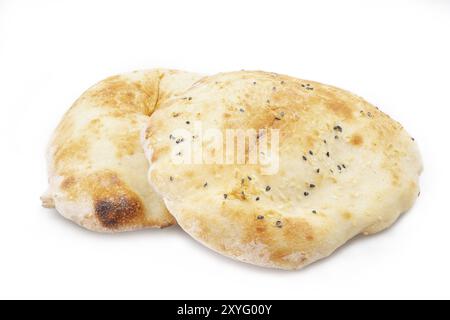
xmin=143 ymin=70 xmax=422 ymax=269
xmin=42 ymin=69 xmax=203 ymax=232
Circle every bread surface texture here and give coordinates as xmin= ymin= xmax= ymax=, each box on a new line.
xmin=143 ymin=70 xmax=422 ymax=269
xmin=42 ymin=69 xmax=203 ymax=232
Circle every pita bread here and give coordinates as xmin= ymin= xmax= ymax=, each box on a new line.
xmin=42 ymin=69 xmax=203 ymax=232
xmin=143 ymin=70 xmax=422 ymax=269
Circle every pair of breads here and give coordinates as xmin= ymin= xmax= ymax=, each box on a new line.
xmin=42 ymin=69 xmax=422 ymax=270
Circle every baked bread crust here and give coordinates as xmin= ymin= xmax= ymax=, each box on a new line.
xmin=143 ymin=70 xmax=422 ymax=269
xmin=42 ymin=69 xmax=203 ymax=232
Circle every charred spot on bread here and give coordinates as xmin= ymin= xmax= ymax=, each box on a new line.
xmin=94 ymin=195 xmax=142 ymax=229
xmin=87 ymin=171 xmax=146 ymax=229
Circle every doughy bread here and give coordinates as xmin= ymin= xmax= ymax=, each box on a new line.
xmin=143 ymin=70 xmax=422 ymax=269
xmin=42 ymin=69 xmax=203 ymax=232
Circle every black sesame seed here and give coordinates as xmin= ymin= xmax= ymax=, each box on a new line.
xmin=224 ymin=194 xmax=228 ymax=199
xmin=275 ymin=116 xmax=282 ymax=121
xmin=176 ymin=138 xmax=184 ymax=144
xmin=342 ymin=164 xmax=346 ymax=169
xmin=275 ymin=220 xmax=283 ymax=228
xmin=257 ymin=215 xmax=264 ymax=220
xmin=316 ymin=169 xmax=320 ymax=173
xmin=326 ymin=152 xmax=330 ymax=157
xmin=265 ymin=186 xmax=271 ymax=192
xmin=186 ymin=121 xmax=190 ymax=125
xmin=248 ymin=176 xmax=252 ymax=181
xmin=337 ymin=165 xmax=342 ymax=171
xmin=304 ymin=192 xmax=309 ymax=197
xmin=335 ymin=135 xmax=339 ymax=140
xmin=303 ymin=156 xmax=308 ymax=161
xmin=169 ymin=134 xmax=174 ymax=140
xmin=169 ymin=176 xmax=174 ymax=182
xmin=253 ymin=81 xmax=257 ymax=85
xmin=324 ymin=140 xmax=327 ymax=144
xmin=281 ymin=81 xmax=285 ymax=85
xmin=188 ymin=97 xmax=192 ymax=101
xmin=255 ymin=197 xmax=260 ymax=201
xmin=310 ymin=184 xmax=316 ymax=188
xmin=334 ymin=125 xmax=343 ymax=133
xmin=272 ymin=86 xmax=277 ymax=91
xmin=239 ymin=108 xmax=245 ymax=112
xmin=309 ymin=150 xmax=314 ymax=156
xmin=312 ymin=210 xmax=317 ymax=214
xmin=203 ymin=182 xmax=208 ymax=188
xmin=301 ymin=84 xmax=306 ymax=88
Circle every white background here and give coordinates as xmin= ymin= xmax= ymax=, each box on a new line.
xmin=0 ymin=0 xmax=449 ymax=300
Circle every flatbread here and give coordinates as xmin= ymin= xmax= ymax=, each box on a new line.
xmin=42 ymin=69 xmax=203 ymax=232
xmin=143 ymin=70 xmax=422 ymax=269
